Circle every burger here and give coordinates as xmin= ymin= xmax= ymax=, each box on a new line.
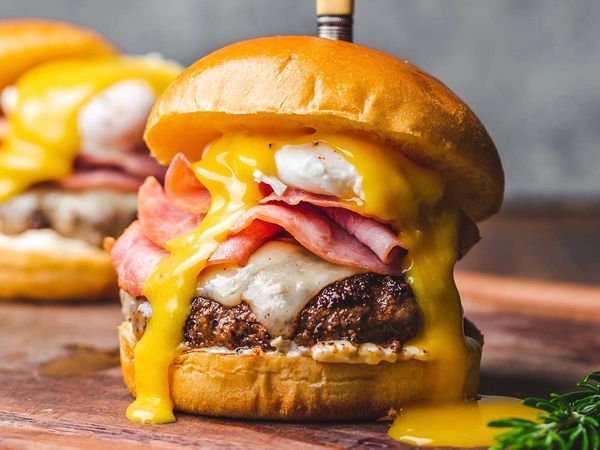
xmin=0 ymin=19 xmax=181 ymax=301
xmin=110 ymin=36 xmax=503 ymax=423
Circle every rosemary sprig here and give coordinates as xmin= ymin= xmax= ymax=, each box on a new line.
xmin=489 ymin=371 xmax=600 ymax=450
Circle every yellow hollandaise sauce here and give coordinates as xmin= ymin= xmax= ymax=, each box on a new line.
xmin=129 ymin=130 xmax=470 ymax=427
xmin=389 ymin=396 xmax=541 ymax=447
xmin=0 ymin=55 xmax=180 ymax=201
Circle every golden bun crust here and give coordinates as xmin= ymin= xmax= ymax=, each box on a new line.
xmin=145 ymin=36 xmax=503 ymax=221
xmin=0 ymin=237 xmax=117 ymax=301
xmin=0 ymin=19 xmax=116 ymax=91
xmin=119 ymin=321 xmax=482 ymax=421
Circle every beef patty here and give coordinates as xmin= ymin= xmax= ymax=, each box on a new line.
xmin=184 ymin=272 xmax=421 ymax=351
xmin=123 ymin=272 xmax=485 ymax=353
xmin=0 ymin=186 xmax=137 ymax=246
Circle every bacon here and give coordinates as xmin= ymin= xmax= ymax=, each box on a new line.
xmin=137 ymin=177 xmax=203 ymax=247
xmin=110 ymin=221 xmax=168 ymax=296
xmin=76 ymin=150 xmax=166 ymax=180
xmin=165 ymin=154 xmax=211 ymax=214
xmin=59 ymin=170 xmax=143 ymax=191
xmin=230 ymin=202 xmax=401 ymax=275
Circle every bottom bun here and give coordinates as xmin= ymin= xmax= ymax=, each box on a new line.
xmin=119 ymin=321 xmax=482 ymax=421
xmin=0 ymin=231 xmax=117 ymax=301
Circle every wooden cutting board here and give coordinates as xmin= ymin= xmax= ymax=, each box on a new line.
xmin=0 ymin=271 xmax=598 ymax=449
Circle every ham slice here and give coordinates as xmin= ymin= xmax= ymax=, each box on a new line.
xmin=323 ymin=208 xmax=404 ymax=264
xmin=111 ymin=219 xmax=281 ymax=296
xmin=65 ymin=149 xmax=166 ymax=192
xmin=262 ymin=188 xmax=404 ymax=264
xmin=60 ymin=170 xmax=143 ymax=191
xmin=136 ymin=176 xmax=280 ymax=267
xmin=165 ymin=154 xmax=211 ymax=215
xmin=137 ymin=177 xmax=203 ymax=247
xmin=230 ymin=202 xmax=401 ymax=275
xmin=113 ymin=157 xmax=406 ymax=295
xmin=110 ymin=221 xmax=168 ymax=296
xmin=261 ymin=188 xmax=365 ymax=215
xmin=77 ymin=150 xmax=166 ymax=180
xmin=208 ymin=220 xmax=281 ymax=267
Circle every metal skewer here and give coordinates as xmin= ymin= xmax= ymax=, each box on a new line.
xmin=316 ymin=0 xmax=354 ymax=43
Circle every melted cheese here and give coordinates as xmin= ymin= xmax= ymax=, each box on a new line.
xmin=389 ymin=396 xmax=540 ymax=447
xmin=196 ymin=241 xmax=361 ymax=336
xmin=129 ymin=131 xmax=466 ymax=426
xmin=0 ymin=55 xmax=180 ymax=201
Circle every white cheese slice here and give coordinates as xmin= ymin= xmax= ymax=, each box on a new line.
xmin=196 ymin=241 xmax=363 ymax=337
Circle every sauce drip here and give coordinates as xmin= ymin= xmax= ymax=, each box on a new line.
xmin=127 ymin=133 xmax=284 ymax=423
xmin=402 ymin=206 xmax=476 ymax=401
xmin=389 ymin=396 xmax=540 ymax=447
xmin=0 ymin=55 xmax=180 ymax=200
xmin=127 ymin=131 xmax=468 ymax=424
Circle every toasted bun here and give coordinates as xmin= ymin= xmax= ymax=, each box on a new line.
xmin=0 ymin=19 xmax=116 ymax=91
xmin=0 ymin=233 xmax=117 ymax=301
xmin=119 ymin=321 xmax=482 ymax=420
xmin=145 ymin=36 xmax=503 ymax=221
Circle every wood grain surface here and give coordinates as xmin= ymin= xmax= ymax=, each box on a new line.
xmin=0 ymin=271 xmax=598 ymax=449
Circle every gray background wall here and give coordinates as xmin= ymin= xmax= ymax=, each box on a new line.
xmin=1 ymin=0 xmax=598 ymax=208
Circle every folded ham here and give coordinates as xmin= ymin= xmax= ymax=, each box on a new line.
xmin=209 ymin=220 xmax=282 ymax=266
xmin=111 ymin=153 xmax=406 ymax=296
xmin=62 ymin=149 xmax=166 ymax=192
xmin=138 ymin=176 xmax=280 ymax=265
xmin=60 ymin=170 xmax=143 ymax=191
xmin=261 ymin=189 xmax=404 ymax=263
xmin=110 ymin=221 xmax=168 ymax=297
xmin=77 ymin=150 xmax=166 ymax=180
xmin=137 ymin=177 xmax=203 ymax=247
xmin=230 ymin=203 xmax=400 ymax=275
xmin=165 ymin=154 xmax=211 ymax=215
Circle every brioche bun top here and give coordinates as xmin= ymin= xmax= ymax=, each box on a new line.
xmin=0 ymin=19 xmax=116 ymax=91
xmin=145 ymin=36 xmax=503 ymax=221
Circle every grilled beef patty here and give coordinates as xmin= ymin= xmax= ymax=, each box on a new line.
xmin=293 ymin=272 xmax=418 ymax=348
xmin=124 ymin=272 xmax=485 ymax=352
xmin=0 ymin=186 xmax=137 ymax=246
xmin=123 ymin=273 xmax=422 ymax=351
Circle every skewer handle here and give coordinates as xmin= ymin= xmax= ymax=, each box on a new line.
xmin=316 ymin=0 xmax=354 ymax=42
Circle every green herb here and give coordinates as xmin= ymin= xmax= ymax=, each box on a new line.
xmin=489 ymin=371 xmax=600 ymax=450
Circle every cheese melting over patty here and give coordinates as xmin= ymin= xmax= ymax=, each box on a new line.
xmin=196 ymin=241 xmax=363 ymax=337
